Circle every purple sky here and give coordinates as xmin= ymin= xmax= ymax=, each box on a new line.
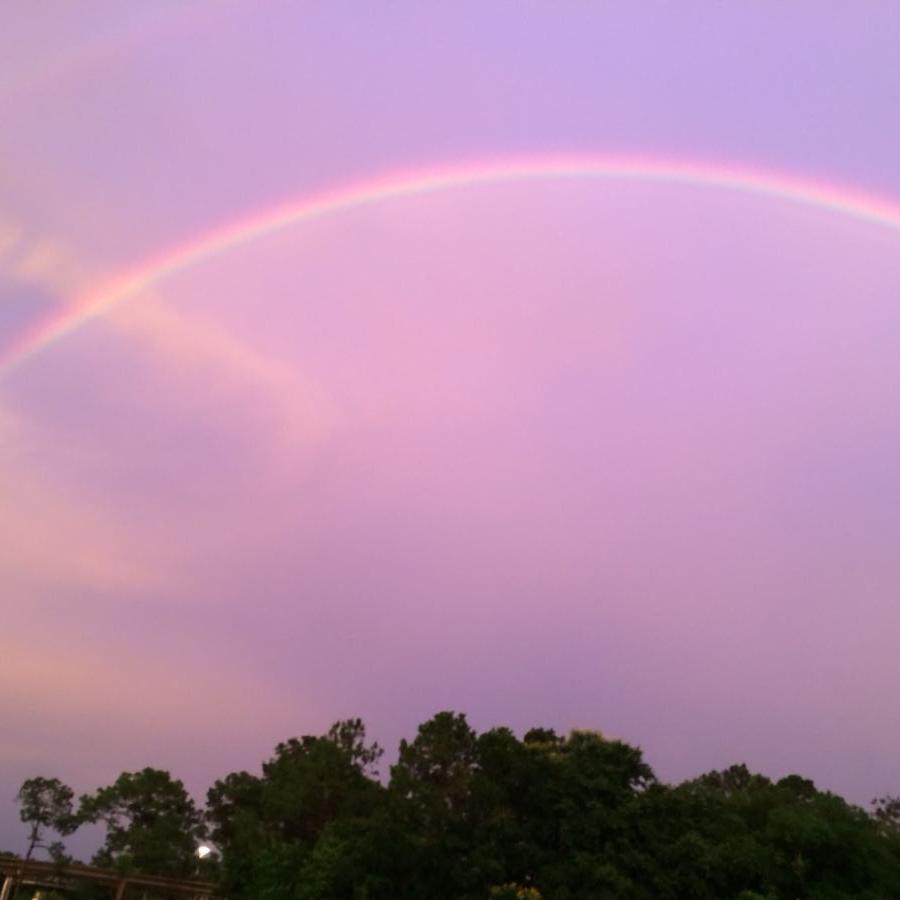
xmin=3 ymin=2 xmax=900 ymax=854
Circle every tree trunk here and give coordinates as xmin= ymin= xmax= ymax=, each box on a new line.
xmin=23 ymin=825 xmax=39 ymax=863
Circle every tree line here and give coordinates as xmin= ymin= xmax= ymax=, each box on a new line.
xmin=10 ymin=711 xmax=900 ymax=899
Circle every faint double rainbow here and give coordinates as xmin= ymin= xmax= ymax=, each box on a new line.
xmin=4 ymin=153 xmax=900 ymax=379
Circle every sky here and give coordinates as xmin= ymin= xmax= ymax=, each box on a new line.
xmin=3 ymin=1 xmax=900 ymax=854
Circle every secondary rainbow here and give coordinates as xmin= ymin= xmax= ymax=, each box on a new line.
xmin=5 ymin=153 xmax=900 ymax=378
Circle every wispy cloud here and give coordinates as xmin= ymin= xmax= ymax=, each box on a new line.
xmin=107 ymin=296 xmax=343 ymax=461
xmin=0 ymin=214 xmax=97 ymax=298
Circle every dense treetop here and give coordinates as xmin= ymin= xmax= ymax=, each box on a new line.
xmin=11 ymin=712 xmax=900 ymax=899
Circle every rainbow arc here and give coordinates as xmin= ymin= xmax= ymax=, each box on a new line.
xmin=4 ymin=154 xmax=900 ymax=378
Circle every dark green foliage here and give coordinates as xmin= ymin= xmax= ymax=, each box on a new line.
xmin=80 ymin=767 xmax=206 ymax=877
xmin=15 ymin=776 xmax=77 ymax=861
xmin=873 ymin=794 xmax=900 ymax=835
xmin=14 ymin=715 xmax=900 ymax=898
xmin=209 ymin=715 xmax=900 ymax=900
xmin=206 ymin=718 xmax=385 ymax=898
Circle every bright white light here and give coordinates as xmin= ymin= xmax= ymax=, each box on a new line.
xmin=196 ymin=845 xmax=212 ymax=859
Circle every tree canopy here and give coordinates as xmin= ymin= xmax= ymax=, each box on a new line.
xmin=15 ymin=776 xmax=76 ymax=862
xmin=80 ymin=767 xmax=206 ymax=878
xmin=203 ymin=714 xmax=900 ymax=899
xmin=13 ymin=713 xmax=900 ymax=899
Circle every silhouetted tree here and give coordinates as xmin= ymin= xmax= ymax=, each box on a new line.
xmin=15 ymin=777 xmax=76 ymax=862
xmin=19 ymin=713 xmax=900 ymax=898
xmin=80 ymin=768 xmax=205 ymax=877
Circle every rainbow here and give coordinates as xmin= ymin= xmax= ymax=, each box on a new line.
xmin=4 ymin=153 xmax=900 ymax=378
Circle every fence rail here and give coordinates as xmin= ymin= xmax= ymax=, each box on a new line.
xmin=0 ymin=858 xmax=221 ymax=899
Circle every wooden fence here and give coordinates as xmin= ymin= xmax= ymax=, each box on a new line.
xmin=0 ymin=859 xmax=220 ymax=900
